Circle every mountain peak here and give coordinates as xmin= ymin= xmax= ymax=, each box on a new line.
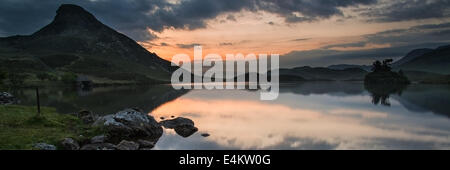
xmin=56 ymin=4 xmax=94 ymax=19
xmin=33 ymin=4 xmax=103 ymax=36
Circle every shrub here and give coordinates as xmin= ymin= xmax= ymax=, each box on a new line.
xmin=61 ymin=72 xmax=77 ymax=84
xmin=8 ymin=73 xmax=28 ymax=87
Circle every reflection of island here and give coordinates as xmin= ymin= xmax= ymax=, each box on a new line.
xmin=12 ymin=85 xmax=189 ymax=114
xmin=364 ymin=83 xmax=408 ymax=106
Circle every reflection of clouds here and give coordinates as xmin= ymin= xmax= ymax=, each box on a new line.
xmin=328 ymin=109 xmax=388 ymax=118
xmin=151 ymin=90 xmax=450 ymax=149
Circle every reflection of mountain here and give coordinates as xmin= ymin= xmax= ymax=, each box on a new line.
xmin=279 ymin=67 xmax=368 ymax=81
xmin=279 ymin=82 xmax=365 ymax=96
xmin=0 ymin=4 xmax=173 ymax=83
xmin=13 ymin=86 xmax=189 ymax=114
xmin=392 ymin=85 xmax=450 ymax=117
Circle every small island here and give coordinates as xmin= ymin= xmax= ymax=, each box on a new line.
xmin=364 ymin=59 xmax=410 ymax=85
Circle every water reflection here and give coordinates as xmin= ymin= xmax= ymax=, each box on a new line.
xmin=10 ymin=85 xmax=188 ymax=114
xmin=365 ymin=83 xmax=408 ymax=106
xmin=8 ymin=82 xmax=450 ymax=149
xmin=152 ymin=82 xmax=450 ymax=150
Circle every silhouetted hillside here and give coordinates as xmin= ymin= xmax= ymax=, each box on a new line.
xmin=0 ymin=4 xmax=174 ymax=84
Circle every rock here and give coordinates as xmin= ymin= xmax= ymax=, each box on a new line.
xmin=116 ymin=140 xmax=139 ymax=150
xmin=201 ymin=133 xmax=210 ymax=137
xmin=77 ymin=110 xmax=99 ymax=124
xmin=174 ymin=125 xmax=198 ymax=138
xmin=0 ymin=92 xmax=17 ymax=105
xmin=61 ymin=138 xmax=80 ymax=150
xmin=90 ymin=135 xmax=106 ymax=144
xmin=161 ymin=117 xmax=198 ymax=138
xmin=93 ymin=108 xmax=163 ymax=142
xmin=160 ymin=117 xmax=195 ymax=129
xmin=33 ymin=143 xmax=57 ymax=150
xmin=80 ymin=143 xmax=116 ymax=150
xmin=137 ymin=139 xmax=155 ymax=148
xmin=131 ymin=107 xmax=143 ymax=113
xmin=139 ymin=148 xmax=153 ymax=150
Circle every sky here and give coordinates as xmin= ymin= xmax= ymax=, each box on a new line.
xmin=0 ymin=0 xmax=450 ymax=67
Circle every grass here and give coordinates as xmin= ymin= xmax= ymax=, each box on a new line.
xmin=0 ymin=105 xmax=103 ymax=150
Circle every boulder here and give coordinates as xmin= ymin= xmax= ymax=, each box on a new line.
xmin=139 ymin=148 xmax=153 ymax=150
xmin=137 ymin=139 xmax=155 ymax=148
xmin=77 ymin=110 xmax=99 ymax=124
xmin=80 ymin=143 xmax=116 ymax=150
xmin=61 ymin=138 xmax=80 ymax=150
xmin=174 ymin=125 xmax=198 ymax=138
xmin=160 ymin=117 xmax=194 ymax=129
xmin=90 ymin=135 xmax=106 ymax=144
xmin=33 ymin=143 xmax=57 ymax=150
xmin=116 ymin=140 xmax=139 ymax=150
xmin=0 ymin=92 xmax=17 ymax=105
xmin=93 ymin=108 xmax=163 ymax=142
xmin=161 ymin=117 xmax=198 ymax=137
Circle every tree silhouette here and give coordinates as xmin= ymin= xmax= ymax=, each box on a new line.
xmin=371 ymin=59 xmax=393 ymax=72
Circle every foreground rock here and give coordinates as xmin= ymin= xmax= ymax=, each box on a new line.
xmin=33 ymin=143 xmax=57 ymax=150
xmin=0 ymin=92 xmax=17 ymax=105
xmin=61 ymin=138 xmax=80 ymax=150
xmin=161 ymin=117 xmax=194 ymax=128
xmin=80 ymin=143 xmax=116 ymax=150
xmin=76 ymin=110 xmax=100 ymax=124
xmin=90 ymin=135 xmax=106 ymax=144
xmin=116 ymin=140 xmax=140 ymax=150
xmin=137 ymin=139 xmax=155 ymax=149
xmin=93 ymin=108 xmax=163 ymax=142
xmin=161 ymin=117 xmax=198 ymax=137
xmin=174 ymin=125 xmax=198 ymax=137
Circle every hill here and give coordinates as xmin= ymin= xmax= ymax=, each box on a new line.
xmin=279 ymin=66 xmax=368 ymax=81
xmin=396 ymin=45 xmax=450 ymax=74
xmin=0 ymin=4 xmax=174 ymax=84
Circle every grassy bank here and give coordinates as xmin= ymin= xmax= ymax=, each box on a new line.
xmin=0 ymin=105 xmax=101 ymax=150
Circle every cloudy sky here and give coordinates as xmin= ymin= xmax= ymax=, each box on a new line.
xmin=1 ymin=0 xmax=450 ymax=67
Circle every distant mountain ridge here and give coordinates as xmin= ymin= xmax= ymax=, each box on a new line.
xmin=327 ymin=64 xmax=371 ymax=71
xmin=397 ymin=45 xmax=450 ymax=74
xmin=326 ymin=45 xmax=450 ymax=75
xmin=279 ymin=66 xmax=368 ymax=81
xmin=392 ymin=48 xmax=433 ymax=67
xmin=0 ymin=4 xmax=173 ymax=83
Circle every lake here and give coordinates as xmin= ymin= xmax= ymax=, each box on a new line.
xmin=11 ymin=82 xmax=450 ymax=149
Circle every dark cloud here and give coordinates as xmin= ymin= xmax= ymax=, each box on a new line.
xmin=160 ymin=42 xmax=169 ymax=46
xmin=226 ymin=14 xmax=237 ymax=21
xmin=0 ymin=0 xmax=378 ymax=40
xmin=362 ymin=0 xmax=450 ymax=22
xmin=176 ymin=43 xmax=202 ymax=49
xmin=323 ymin=41 xmax=367 ymax=49
xmin=267 ymin=21 xmax=275 ymax=25
xmin=219 ymin=42 xmax=233 ymax=46
xmin=258 ymin=0 xmax=378 ymax=23
xmin=1 ymin=0 xmax=449 ymax=42
xmin=291 ymin=38 xmax=311 ymax=41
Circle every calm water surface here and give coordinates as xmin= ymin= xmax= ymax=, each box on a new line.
xmin=12 ymin=82 xmax=450 ymax=149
